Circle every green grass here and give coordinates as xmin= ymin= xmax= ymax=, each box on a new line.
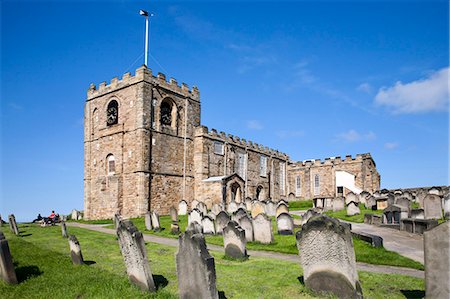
xmin=324 ymin=206 xmax=383 ymax=223
xmin=102 ymin=214 xmax=423 ymax=270
xmin=68 ymin=219 xmax=113 ymax=225
xmin=289 ymin=200 xmax=314 ymax=210
xmin=0 ymin=224 xmax=424 ymax=298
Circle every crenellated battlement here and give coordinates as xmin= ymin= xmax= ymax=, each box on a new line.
xmin=195 ymin=125 xmax=289 ymax=159
xmin=290 ymin=153 xmax=371 ymax=167
xmin=87 ymin=65 xmax=200 ymax=101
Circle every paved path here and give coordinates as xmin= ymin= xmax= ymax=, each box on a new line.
xmin=67 ymin=222 xmax=424 ymax=279
xmin=290 ymin=210 xmax=424 ymax=264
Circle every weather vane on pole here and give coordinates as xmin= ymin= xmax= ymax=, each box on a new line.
xmin=140 ymin=9 xmax=154 ymax=67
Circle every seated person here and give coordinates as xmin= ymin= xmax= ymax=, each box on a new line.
xmin=32 ymin=214 xmax=43 ymax=223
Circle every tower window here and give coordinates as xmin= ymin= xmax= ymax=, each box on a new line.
xmin=160 ymin=101 xmax=172 ymax=126
xmin=296 ymin=175 xmax=301 ymax=196
xmin=314 ymin=174 xmax=320 ymax=195
xmin=260 ymin=156 xmax=267 ymax=177
xmin=106 ymin=100 xmax=118 ymax=126
xmin=214 ymin=141 xmax=224 ymax=155
xmin=107 ymin=154 xmax=115 ymax=175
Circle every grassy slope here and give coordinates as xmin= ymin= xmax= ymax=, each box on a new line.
xmin=324 ymin=206 xmax=383 ymax=223
xmin=1 ymin=224 xmax=424 ymax=299
xmin=289 ymin=200 xmax=314 ymax=210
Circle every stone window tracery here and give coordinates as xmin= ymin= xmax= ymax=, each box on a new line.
xmin=160 ymin=101 xmax=172 ymax=126
xmin=314 ymin=174 xmax=320 ymax=195
xmin=296 ymin=175 xmax=301 ymax=196
xmin=107 ymin=154 xmax=115 ymax=175
xmin=106 ymin=100 xmax=118 ymax=126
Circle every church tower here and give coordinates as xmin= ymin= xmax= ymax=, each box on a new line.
xmin=84 ymin=66 xmax=200 ymax=220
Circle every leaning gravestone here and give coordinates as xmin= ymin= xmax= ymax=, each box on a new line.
xmin=178 ymin=200 xmax=188 ymax=215
xmin=251 ymin=201 xmax=265 ymax=218
xmin=346 ymin=201 xmax=360 ymax=216
xmin=151 ymin=212 xmax=161 ymax=231
xmin=223 ymin=221 xmax=247 ymax=259
xmin=232 ymin=208 xmax=247 ymax=222
xmin=117 ymin=220 xmax=156 ymax=292
xmin=277 ymin=213 xmax=294 ymax=235
xmin=424 ymin=221 xmax=450 ymax=299
xmin=114 ymin=213 xmax=122 ymax=230
xmin=8 ymin=215 xmax=19 ymax=236
xmin=423 ymin=194 xmax=443 ymax=219
xmin=301 ymin=209 xmax=320 ymax=226
xmin=176 ymin=230 xmax=219 ymax=299
xmin=61 ymin=221 xmax=68 ymax=238
xmin=253 ymin=213 xmax=273 ymax=244
xmin=189 ymin=209 xmax=203 ymax=227
xmin=196 ymin=202 xmax=208 ymax=215
xmin=145 ymin=212 xmax=153 ymax=230
xmin=202 ymin=215 xmax=216 ymax=235
xmin=0 ymin=232 xmax=18 ymax=284
xmin=358 ymin=191 xmax=370 ymax=205
xmin=276 ymin=203 xmax=289 ymax=217
xmin=365 ymin=195 xmax=376 ymax=210
xmin=238 ymin=214 xmax=254 ymax=242
xmin=345 ymin=192 xmax=359 ymax=205
xmin=215 ymin=211 xmax=230 ymax=235
xmin=170 ymin=207 xmax=178 ymax=223
xmin=227 ymin=201 xmax=238 ymax=214
xmin=68 ymin=235 xmax=85 ymax=265
xmin=296 ymin=215 xmax=363 ymax=298
xmin=265 ymin=201 xmax=277 ymax=217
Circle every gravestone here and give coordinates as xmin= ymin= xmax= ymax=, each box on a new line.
xmin=71 ymin=209 xmax=82 ymax=220
xmin=376 ymin=197 xmax=388 ymax=210
xmin=191 ymin=199 xmax=200 ymax=210
xmin=395 ymin=197 xmax=411 ymax=218
xmin=253 ymin=213 xmax=273 ymax=244
xmin=68 ymin=235 xmax=85 ymax=265
xmin=223 ymin=221 xmax=247 ymax=259
xmin=237 ymin=214 xmax=254 ymax=242
xmin=296 ymin=215 xmax=362 ymax=299
xmin=301 ymin=209 xmax=320 ymax=226
xmin=202 ymin=215 xmax=216 ymax=235
xmin=211 ymin=203 xmax=222 ymax=216
xmin=383 ymin=205 xmax=402 ymax=224
xmin=424 ymin=222 xmax=450 ymax=299
xmin=276 ymin=203 xmax=289 ymax=217
xmin=207 ymin=212 xmax=216 ymax=220
xmin=423 ymin=194 xmax=443 ymax=219
xmin=178 ymin=200 xmax=188 ymax=215
xmin=251 ymin=201 xmax=265 ymax=218
xmin=117 ymin=220 xmax=155 ymax=292
xmin=278 ymin=199 xmax=288 ymax=207
xmin=237 ymin=202 xmax=246 ymax=211
xmin=410 ymin=209 xmax=425 ymax=219
xmin=61 ymin=221 xmax=68 ymax=238
xmin=227 ymin=201 xmax=238 ymax=214
xmin=151 ymin=212 xmax=161 ymax=231
xmin=277 ymin=213 xmax=294 ymax=235
xmin=187 ymin=221 xmax=204 ymax=234
xmin=444 ymin=193 xmax=450 ymax=219
xmin=346 ymin=202 xmax=360 ymax=216
xmin=176 ymin=229 xmax=219 ymax=299
xmin=215 ymin=211 xmax=230 ymax=235
xmin=145 ymin=212 xmax=152 ymax=230
xmin=171 ymin=223 xmax=180 ymax=234
xmin=333 ymin=197 xmax=345 ymax=212
xmin=402 ymin=191 xmax=413 ymax=201
xmin=232 ymin=208 xmax=247 ymax=222
xmin=428 ymin=187 xmax=441 ymax=196
xmin=416 ymin=189 xmax=428 ymax=208
xmin=345 ymin=192 xmax=359 ymax=205
xmin=196 ymin=202 xmax=208 ymax=215
xmin=170 ymin=206 xmax=178 ymax=223
xmin=0 ymin=232 xmax=18 ymax=284
xmin=245 ymin=198 xmax=253 ymax=211
xmin=8 ymin=215 xmax=19 ymax=235
xmin=265 ymin=201 xmax=277 ymax=216
xmin=365 ymin=196 xmax=376 ymax=210
xmin=358 ymin=191 xmax=370 ymax=205
xmin=189 ymin=209 xmax=203 ymax=227
xmin=114 ymin=213 xmax=122 ymax=230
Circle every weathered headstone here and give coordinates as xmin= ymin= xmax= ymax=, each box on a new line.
xmin=333 ymin=197 xmax=345 ymax=212
xmin=114 ymin=213 xmax=122 ymax=230
xmin=277 ymin=213 xmax=294 ymax=235
xmin=187 ymin=221 xmax=204 ymax=234
xmin=237 ymin=214 xmax=254 ymax=242
xmin=423 ymin=194 xmax=443 ymax=219
xmin=202 ymin=215 xmax=216 ymax=235
xmin=395 ymin=197 xmax=411 ymax=214
xmin=411 ymin=209 xmax=425 ymax=219
xmin=71 ymin=209 xmax=81 ymax=220
xmin=416 ymin=189 xmax=428 ymax=208
xmin=223 ymin=221 xmax=247 ymax=259
xmin=8 ymin=215 xmax=19 ymax=236
xmin=171 ymin=223 xmax=180 ymax=234
xmin=207 ymin=212 xmax=216 ymax=220
xmin=365 ymin=195 xmax=376 ymax=210
xmin=68 ymin=235 xmax=84 ymax=265
xmin=196 ymin=202 xmax=208 ymax=215
xmin=301 ymin=209 xmax=320 ymax=226
xmin=189 ymin=208 xmax=203 ymax=227
xmin=253 ymin=213 xmax=273 ymax=244
xmin=276 ymin=203 xmax=289 ymax=217
xmin=117 ymin=220 xmax=155 ymax=292
xmin=0 ymin=232 xmax=18 ymax=284
xmin=61 ymin=221 xmax=68 ymax=238
xmin=151 ymin=212 xmax=161 ymax=231
xmin=227 ymin=201 xmax=238 ymax=214
xmin=176 ymin=229 xmax=219 ymax=299
xmin=232 ymin=208 xmax=247 ymax=222
xmin=215 ymin=211 xmax=230 ymax=235
xmin=145 ymin=212 xmax=153 ymax=230
xmin=424 ymin=221 xmax=450 ymax=299
xmin=251 ymin=201 xmax=265 ymax=218
xmin=211 ymin=203 xmax=222 ymax=216
xmin=428 ymin=187 xmax=441 ymax=196
xmin=345 ymin=192 xmax=359 ymax=205
xmin=444 ymin=193 xmax=450 ymax=219
xmin=296 ymin=215 xmax=362 ymax=298
xmin=358 ymin=191 xmax=370 ymax=205
xmin=237 ymin=202 xmax=247 ymax=211
xmin=346 ymin=201 xmax=360 ymax=216
xmin=265 ymin=201 xmax=277 ymax=216
xmin=178 ymin=200 xmax=188 ymax=215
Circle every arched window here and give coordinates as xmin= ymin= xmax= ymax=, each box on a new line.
xmin=107 ymin=154 xmax=115 ymax=175
xmin=314 ymin=174 xmax=320 ymax=195
xmin=160 ymin=101 xmax=173 ymax=126
xmin=106 ymin=100 xmax=118 ymax=126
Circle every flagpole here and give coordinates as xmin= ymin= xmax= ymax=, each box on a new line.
xmin=140 ymin=10 xmax=150 ymax=67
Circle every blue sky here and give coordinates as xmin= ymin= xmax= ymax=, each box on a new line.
xmin=1 ymin=0 xmax=448 ymax=221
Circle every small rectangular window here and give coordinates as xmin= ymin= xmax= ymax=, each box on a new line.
xmin=295 ymin=175 xmax=301 ymax=196
xmin=279 ymin=162 xmax=286 ymax=195
xmin=213 ymin=141 xmax=224 ymax=155
xmin=260 ymin=156 xmax=267 ymax=177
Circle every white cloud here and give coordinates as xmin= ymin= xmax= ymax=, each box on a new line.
xmin=247 ymin=120 xmax=263 ymax=130
xmin=384 ymin=142 xmax=399 ymax=150
xmin=357 ymin=83 xmax=372 ymax=93
xmin=336 ymin=129 xmax=376 ymax=142
xmin=276 ymin=130 xmax=305 ymax=139
xmin=374 ymin=67 xmax=449 ymax=113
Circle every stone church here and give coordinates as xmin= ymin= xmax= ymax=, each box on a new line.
xmin=84 ymin=66 xmax=380 ymax=219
